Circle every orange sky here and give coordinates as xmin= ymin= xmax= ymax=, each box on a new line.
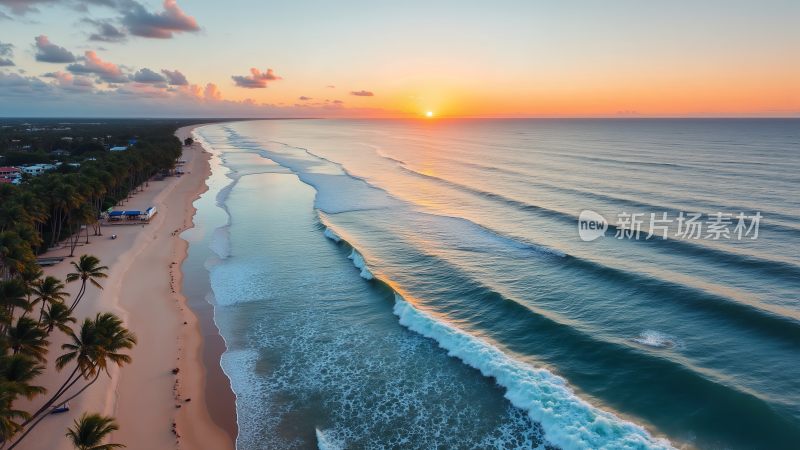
xmin=1 ymin=0 xmax=798 ymax=117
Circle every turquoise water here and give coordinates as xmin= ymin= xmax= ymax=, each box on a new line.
xmin=193 ymin=119 xmax=800 ymax=449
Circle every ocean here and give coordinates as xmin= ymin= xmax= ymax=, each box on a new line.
xmin=187 ymin=119 xmax=800 ymax=449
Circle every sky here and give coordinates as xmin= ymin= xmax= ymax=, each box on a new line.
xmin=0 ymin=0 xmax=798 ymax=118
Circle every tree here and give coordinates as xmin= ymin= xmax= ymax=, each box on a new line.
xmin=0 ymin=280 xmax=28 ymax=335
xmin=65 ymin=255 xmax=108 ymax=314
xmin=31 ymin=275 xmax=70 ymax=324
xmin=0 ymin=354 xmax=45 ymax=442
xmin=7 ymin=313 xmax=136 ymax=448
xmin=66 ymin=413 xmax=125 ymax=450
xmin=0 ymin=354 xmax=46 ymax=400
xmin=41 ymin=302 xmax=76 ymax=334
xmin=183 ymin=137 xmax=194 ymax=146
xmin=7 ymin=317 xmax=49 ymax=362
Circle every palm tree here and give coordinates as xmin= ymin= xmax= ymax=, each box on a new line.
xmin=17 ymin=266 xmax=42 ymax=319
xmin=0 ymin=395 xmax=28 ymax=444
xmin=58 ymin=313 xmax=136 ymax=377
xmin=0 ymin=280 xmax=28 ymax=335
xmin=41 ymin=302 xmax=76 ymax=334
xmin=66 ymin=413 xmax=125 ymax=450
xmin=0 ymin=354 xmax=46 ymax=401
xmin=65 ymin=255 xmax=108 ymax=314
xmin=0 ymin=354 xmax=44 ymax=443
xmin=31 ymin=275 xmax=70 ymax=324
xmin=7 ymin=317 xmax=49 ymax=362
xmin=7 ymin=313 xmax=136 ymax=449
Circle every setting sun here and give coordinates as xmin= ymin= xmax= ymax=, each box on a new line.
xmin=426 ymin=111 xmax=434 ymax=118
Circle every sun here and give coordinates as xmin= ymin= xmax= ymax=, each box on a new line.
xmin=426 ymin=111 xmax=434 ymax=118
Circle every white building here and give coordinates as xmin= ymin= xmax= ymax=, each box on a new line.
xmin=21 ymin=164 xmax=57 ymax=176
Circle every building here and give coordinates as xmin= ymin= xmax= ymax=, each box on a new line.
xmin=0 ymin=166 xmax=21 ymax=185
xmin=109 ymin=146 xmax=128 ymax=152
xmin=20 ymin=164 xmax=56 ymax=176
xmin=0 ymin=166 xmax=20 ymax=178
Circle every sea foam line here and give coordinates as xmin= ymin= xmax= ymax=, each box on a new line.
xmin=393 ymin=295 xmax=674 ymax=450
xmin=327 ymin=225 xmax=674 ymax=450
xmin=347 ymin=248 xmax=374 ymax=280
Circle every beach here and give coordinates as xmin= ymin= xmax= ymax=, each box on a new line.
xmin=16 ymin=124 xmax=235 ymax=450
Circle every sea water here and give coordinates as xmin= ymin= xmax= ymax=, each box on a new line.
xmin=191 ymin=119 xmax=800 ymax=449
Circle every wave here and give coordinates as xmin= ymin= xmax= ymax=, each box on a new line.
xmin=373 ymin=147 xmax=800 ymax=232
xmin=268 ymin=141 xmax=565 ymax=257
xmin=315 ymin=428 xmax=344 ymax=450
xmin=328 ymin=224 xmax=672 ymax=449
xmin=398 ymin=156 xmax=800 ymax=240
xmin=323 ymin=227 xmax=342 ymax=242
xmin=325 ymin=219 xmax=800 ymax=447
xmin=566 ymin=255 xmax=800 ymax=343
xmin=393 ymin=295 xmax=674 ymax=450
xmin=347 ymin=249 xmax=374 ymax=280
xmin=392 ymin=162 xmax=800 ymax=280
xmin=631 ymin=331 xmax=680 ymax=349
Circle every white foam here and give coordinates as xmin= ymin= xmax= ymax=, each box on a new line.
xmin=316 ymin=428 xmax=344 ymax=450
xmin=347 ymin=249 xmax=374 ymax=280
xmin=323 ymin=227 xmax=341 ymax=243
xmin=392 ymin=295 xmax=674 ymax=450
xmin=632 ymin=331 xmax=677 ymax=349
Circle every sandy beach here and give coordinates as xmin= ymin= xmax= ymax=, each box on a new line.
xmin=16 ymin=124 xmax=236 ymax=450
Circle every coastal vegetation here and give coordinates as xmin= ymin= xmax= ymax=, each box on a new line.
xmin=0 ymin=120 xmax=195 ymax=448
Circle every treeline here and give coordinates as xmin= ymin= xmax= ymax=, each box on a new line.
xmin=1 ymin=130 xmax=183 ymax=278
xmin=0 ymin=119 xmax=203 ymax=164
xmin=1 ymin=122 xmax=192 ymax=448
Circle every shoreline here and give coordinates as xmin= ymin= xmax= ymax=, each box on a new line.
xmin=16 ymin=123 xmax=235 ymax=450
xmin=173 ymin=125 xmax=238 ymax=448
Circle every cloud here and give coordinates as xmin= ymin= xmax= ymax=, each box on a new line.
xmin=122 ymin=0 xmax=199 ymax=39
xmin=350 ymin=90 xmax=374 ymax=97
xmin=0 ymin=40 xmax=13 ymax=66
xmin=231 ymin=68 xmax=282 ymax=89
xmin=132 ymin=67 xmax=166 ymax=84
xmin=0 ymin=0 xmax=57 ymax=15
xmin=204 ymin=83 xmax=221 ymax=101
xmin=67 ymin=50 xmax=128 ymax=83
xmin=42 ymin=70 xmax=95 ymax=92
xmin=115 ymin=82 xmax=171 ymax=98
xmin=0 ymin=71 xmax=51 ymax=96
xmin=333 ymin=99 xmax=344 ymax=104
xmin=34 ymin=35 xmax=77 ymax=63
xmin=161 ymin=68 xmax=188 ymax=85
xmin=299 ymin=96 xmax=312 ymax=101
xmin=88 ymin=20 xmax=127 ymax=43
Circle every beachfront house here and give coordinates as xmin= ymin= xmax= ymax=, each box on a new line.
xmin=0 ymin=166 xmax=21 ymax=185
xmin=0 ymin=166 xmax=20 ymax=178
xmin=20 ymin=164 xmax=56 ymax=176
xmin=107 ymin=206 xmax=157 ymax=222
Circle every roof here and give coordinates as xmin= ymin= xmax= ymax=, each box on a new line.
xmin=108 ymin=211 xmax=125 ymax=216
xmin=123 ymin=210 xmax=142 ymax=216
xmin=0 ymin=166 xmax=19 ymax=172
xmin=110 ymin=146 xmax=128 ymax=151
